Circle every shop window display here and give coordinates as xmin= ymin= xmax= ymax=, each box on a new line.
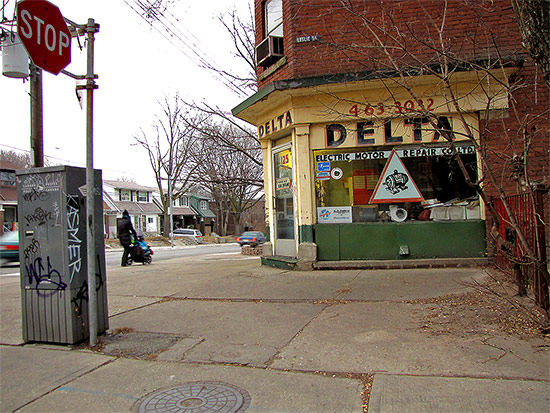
xmin=314 ymin=145 xmax=479 ymax=223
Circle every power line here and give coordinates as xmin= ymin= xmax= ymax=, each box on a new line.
xmin=124 ymin=0 xmax=248 ymax=98
xmin=134 ymin=0 xmax=243 ymax=96
xmin=0 ymin=144 xmax=146 ymax=179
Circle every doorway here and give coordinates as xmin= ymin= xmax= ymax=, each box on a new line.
xmin=272 ymin=145 xmax=296 ymax=256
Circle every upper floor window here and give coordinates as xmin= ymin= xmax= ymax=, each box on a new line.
xmin=199 ymin=200 xmax=208 ymax=210
xmin=0 ymin=171 xmax=16 ymax=186
xmin=119 ymin=189 xmax=130 ymax=201
xmin=137 ymin=191 xmax=149 ymax=202
xmin=265 ymin=0 xmax=283 ymax=37
xmin=179 ymin=197 xmax=189 ymax=207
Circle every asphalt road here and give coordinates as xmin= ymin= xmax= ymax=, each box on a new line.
xmin=0 ymin=243 xmax=241 ymax=276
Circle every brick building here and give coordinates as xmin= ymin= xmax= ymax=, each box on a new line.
xmin=233 ymin=0 xmax=549 ymax=269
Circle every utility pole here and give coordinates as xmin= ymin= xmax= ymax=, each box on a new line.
xmin=29 ymin=64 xmax=43 ymax=167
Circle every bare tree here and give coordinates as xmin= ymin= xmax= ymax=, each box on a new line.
xmin=134 ymin=95 xmax=202 ymax=236
xmin=0 ymin=150 xmax=31 ymax=169
xmin=214 ymin=6 xmax=258 ymax=96
xmin=124 ymin=1 xmax=257 ymax=99
xmin=511 ymin=0 xmax=550 ymax=86
xmin=308 ymin=0 xmax=549 ymax=315
xmin=189 ymin=119 xmax=263 ymax=235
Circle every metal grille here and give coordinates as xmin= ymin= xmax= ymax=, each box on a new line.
xmin=492 ymin=191 xmax=548 ymax=309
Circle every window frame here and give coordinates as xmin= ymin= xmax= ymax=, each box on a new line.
xmin=119 ymin=189 xmax=130 ymax=201
xmin=265 ymin=0 xmax=283 ymax=37
xmin=137 ymin=191 xmax=149 ymax=203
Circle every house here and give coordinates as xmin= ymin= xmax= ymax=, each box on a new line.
xmin=232 ymin=0 xmax=549 ymax=269
xmin=103 ymin=180 xmax=162 ymax=238
xmin=0 ymin=160 xmax=19 ymax=234
xmin=170 ymin=194 xmax=216 ymax=236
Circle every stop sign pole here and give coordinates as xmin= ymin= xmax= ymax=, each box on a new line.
xmin=83 ymin=18 xmax=100 ymax=349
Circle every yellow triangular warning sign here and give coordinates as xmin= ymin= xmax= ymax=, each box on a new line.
xmin=369 ymin=149 xmax=424 ymax=204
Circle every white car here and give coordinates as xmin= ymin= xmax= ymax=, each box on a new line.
xmin=172 ymin=228 xmax=203 ymax=244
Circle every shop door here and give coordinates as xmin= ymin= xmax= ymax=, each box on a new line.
xmin=273 ymin=146 xmax=296 ymax=257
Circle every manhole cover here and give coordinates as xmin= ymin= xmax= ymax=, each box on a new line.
xmin=132 ymin=381 xmax=251 ymax=412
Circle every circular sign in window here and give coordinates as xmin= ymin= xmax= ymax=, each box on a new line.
xmin=331 ymin=167 xmax=343 ymax=180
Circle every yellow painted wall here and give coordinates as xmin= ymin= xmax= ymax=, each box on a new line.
xmin=251 ymin=72 xmax=508 ymax=243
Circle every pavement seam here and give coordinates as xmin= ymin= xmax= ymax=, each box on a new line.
xmin=108 ymin=294 xmax=180 ymax=318
xmin=334 ymin=270 xmax=363 ymax=300
xmin=11 ymin=357 xmax=117 ymax=412
xmin=126 ymin=296 xmax=393 ymax=304
xmin=264 ymin=303 xmax=332 ymax=368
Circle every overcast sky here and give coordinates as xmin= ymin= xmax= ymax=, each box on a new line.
xmin=1 ymin=0 xmax=252 ymax=186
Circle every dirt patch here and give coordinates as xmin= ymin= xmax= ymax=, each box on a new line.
xmin=100 ymin=331 xmax=182 ymax=359
xmin=408 ymin=267 xmax=549 ymax=340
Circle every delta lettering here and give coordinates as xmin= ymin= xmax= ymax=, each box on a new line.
xmin=258 ymin=111 xmax=293 ymax=138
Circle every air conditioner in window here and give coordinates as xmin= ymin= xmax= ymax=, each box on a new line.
xmin=256 ymin=36 xmax=284 ymax=67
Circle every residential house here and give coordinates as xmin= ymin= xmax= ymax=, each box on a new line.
xmin=170 ymin=193 xmax=216 ymax=236
xmin=189 ymin=195 xmax=216 ymax=235
xmin=103 ymin=180 xmax=162 ymax=238
xmin=168 ymin=194 xmax=197 ymax=232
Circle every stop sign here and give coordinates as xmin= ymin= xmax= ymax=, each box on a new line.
xmin=17 ymin=0 xmax=71 ymax=75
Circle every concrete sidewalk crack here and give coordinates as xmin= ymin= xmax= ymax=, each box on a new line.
xmin=264 ymin=303 xmax=331 ymax=367
xmin=12 ymin=358 xmax=117 ymax=412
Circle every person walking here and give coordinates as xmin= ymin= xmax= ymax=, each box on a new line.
xmin=117 ymin=210 xmax=137 ymax=266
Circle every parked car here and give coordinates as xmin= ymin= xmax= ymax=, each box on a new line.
xmin=0 ymin=231 xmax=19 ymax=262
xmin=236 ymin=231 xmax=266 ymax=248
xmin=172 ymin=228 xmax=203 ymax=244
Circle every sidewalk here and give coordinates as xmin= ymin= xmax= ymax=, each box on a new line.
xmin=1 ymin=252 xmax=548 ymax=412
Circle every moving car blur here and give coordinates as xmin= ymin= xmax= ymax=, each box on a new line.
xmin=0 ymin=231 xmax=19 ymax=262
xmin=236 ymin=231 xmax=266 ymax=248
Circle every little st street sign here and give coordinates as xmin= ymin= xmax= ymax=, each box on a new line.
xmin=17 ymin=0 xmax=71 ymax=75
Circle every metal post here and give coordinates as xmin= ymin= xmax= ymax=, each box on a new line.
xmin=30 ymin=64 xmax=43 ymax=167
xmin=85 ymin=18 xmax=99 ymax=347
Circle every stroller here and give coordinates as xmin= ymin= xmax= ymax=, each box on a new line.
xmin=127 ymin=235 xmax=153 ymax=265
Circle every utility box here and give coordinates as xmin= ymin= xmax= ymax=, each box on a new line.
xmin=17 ymin=166 xmax=108 ymax=344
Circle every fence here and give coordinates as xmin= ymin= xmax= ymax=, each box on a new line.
xmin=492 ymin=190 xmax=549 ymax=311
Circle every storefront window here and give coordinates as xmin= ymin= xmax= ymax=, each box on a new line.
xmin=314 ymin=144 xmax=479 ymax=223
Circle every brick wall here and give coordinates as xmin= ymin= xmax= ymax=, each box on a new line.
xmin=256 ymin=0 xmax=526 ymax=86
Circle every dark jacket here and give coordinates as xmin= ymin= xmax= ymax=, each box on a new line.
xmin=117 ymin=216 xmax=137 ymax=247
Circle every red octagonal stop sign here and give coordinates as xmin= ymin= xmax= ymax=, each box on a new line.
xmin=17 ymin=0 xmax=72 ymax=75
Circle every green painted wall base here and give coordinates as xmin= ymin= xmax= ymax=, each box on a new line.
xmin=315 ymin=220 xmax=486 ymax=261
xmin=299 ymin=225 xmax=314 ymax=243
